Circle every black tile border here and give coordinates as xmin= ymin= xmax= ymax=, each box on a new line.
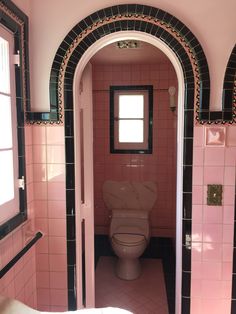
xmin=46 ymin=5 xmax=197 ymax=312
xmin=0 ymin=1 xmax=28 ymax=239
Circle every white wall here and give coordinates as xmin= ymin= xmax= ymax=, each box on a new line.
xmin=12 ymin=0 xmax=30 ymax=15
xmin=28 ymin=0 xmax=236 ymax=112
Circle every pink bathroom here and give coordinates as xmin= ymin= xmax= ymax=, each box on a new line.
xmin=0 ymin=1 xmax=235 ymax=314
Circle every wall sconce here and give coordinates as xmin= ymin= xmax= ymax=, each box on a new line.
xmin=168 ymin=86 xmax=176 ymax=112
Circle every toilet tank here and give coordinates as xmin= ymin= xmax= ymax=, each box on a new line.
xmin=102 ymin=180 xmax=157 ymax=211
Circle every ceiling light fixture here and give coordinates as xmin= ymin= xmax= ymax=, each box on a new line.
xmin=116 ymin=40 xmax=139 ymax=49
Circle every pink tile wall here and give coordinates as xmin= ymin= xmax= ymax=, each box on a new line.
xmin=32 ymin=125 xmax=67 ymax=312
xmin=191 ymin=125 xmax=236 ymax=314
xmin=92 ymin=62 xmax=178 ymax=237
xmin=0 ymin=125 xmax=37 ymax=309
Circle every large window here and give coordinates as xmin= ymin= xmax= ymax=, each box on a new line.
xmin=110 ymin=85 xmax=153 ymax=154
xmin=0 ymin=3 xmax=28 ymax=239
xmin=0 ymin=26 xmax=20 ymax=223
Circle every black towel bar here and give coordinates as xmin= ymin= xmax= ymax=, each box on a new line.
xmin=0 ymin=231 xmax=43 ymax=279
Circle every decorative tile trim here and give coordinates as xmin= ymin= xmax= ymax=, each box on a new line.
xmin=30 ymin=4 xmax=212 ymax=126
xmin=46 ymin=5 xmax=200 ymax=312
xmin=0 ymin=1 xmax=28 ymax=238
xmin=222 ymin=45 xmax=236 ymax=124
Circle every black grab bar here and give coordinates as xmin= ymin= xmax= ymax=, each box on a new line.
xmin=0 ymin=231 xmax=43 ymax=279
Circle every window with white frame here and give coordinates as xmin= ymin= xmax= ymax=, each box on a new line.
xmin=110 ymin=86 xmax=153 ymax=153
xmin=0 ymin=26 xmax=20 ymax=224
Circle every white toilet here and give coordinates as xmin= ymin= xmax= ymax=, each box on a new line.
xmin=102 ymin=181 xmax=157 ymax=280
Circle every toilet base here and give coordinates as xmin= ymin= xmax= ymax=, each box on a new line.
xmin=115 ymin=257 xmax=141 ymax=280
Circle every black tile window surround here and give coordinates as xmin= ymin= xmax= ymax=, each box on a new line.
xmin=110 ymin=85 xmax=153 ymax=154
xmin=0 ymin=1 xmax=29 ymax=239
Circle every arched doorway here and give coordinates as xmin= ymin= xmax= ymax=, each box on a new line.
xmin=46 ymin=5 xmax=212 ymax=314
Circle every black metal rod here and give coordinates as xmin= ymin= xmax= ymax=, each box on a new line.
xmin=0 ymin=231 xmax=43 ymax=279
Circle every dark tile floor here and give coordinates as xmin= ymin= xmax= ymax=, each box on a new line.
xmin=95 ymin=235 xmax=176 ymax=314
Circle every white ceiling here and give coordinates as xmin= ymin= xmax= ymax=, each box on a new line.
xmin=90 ymin=40 xmax=169 ymax=65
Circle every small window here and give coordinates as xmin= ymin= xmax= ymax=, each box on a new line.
xmin=110 ymin=85 xmax=153 ymax=154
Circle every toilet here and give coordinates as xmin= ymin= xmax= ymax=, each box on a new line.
xmin=102 ymin=181 xmax=157 ymax=280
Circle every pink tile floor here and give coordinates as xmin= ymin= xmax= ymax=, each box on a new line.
xmin=95 ymin=257 xmax=168 ymax=314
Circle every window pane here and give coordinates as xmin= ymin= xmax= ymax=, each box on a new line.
xmin=0 ymin=150 xmax=14 ymax=205
xmin=0 ymin=94 xmax=13 ymax=149
xmin=119 ymin=120 xmax=144 ymax=143
xmin=119 ymin=95 xmax=144 ymax=118
xmin=0 ymin=36 xmax=10 ymax=94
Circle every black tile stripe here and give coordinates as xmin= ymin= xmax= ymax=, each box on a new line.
xmin=223 ymin=45 xmax=236 ymax=125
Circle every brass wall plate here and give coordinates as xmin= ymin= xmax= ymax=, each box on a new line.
xmin=207 ymin=184 xmax=223 ymax=206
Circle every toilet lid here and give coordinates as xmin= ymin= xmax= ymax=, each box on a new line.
xmin=112 ymin=233 xmax=146 ymax=246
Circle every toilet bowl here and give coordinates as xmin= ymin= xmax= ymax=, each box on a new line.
xmin=103 ymin=181 xmax=157 ymax=280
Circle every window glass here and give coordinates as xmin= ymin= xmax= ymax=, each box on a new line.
xmin=119 ymin=95 xmax=144 ymax=118
xmin=0 ymin=150 xmax=14 ymax=205
xmin=0 ymin=94 xmax=13 ymax=149
xmin=119 ymin=120 xmax=144 ymax=143
xmin=0 ymin=36 xmax=10 ymax=94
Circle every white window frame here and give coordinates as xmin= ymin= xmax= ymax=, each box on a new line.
xmin=0 ymin=25 xmax=20 ymax=224
xmin=110 ymin=85 xmax=153 ymax=154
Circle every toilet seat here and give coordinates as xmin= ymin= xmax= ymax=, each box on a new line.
xmin=112 ymin=233 xmax=146 ymax=247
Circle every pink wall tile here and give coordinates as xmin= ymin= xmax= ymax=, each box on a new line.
xmin=32 ymin=126 xmax=46 ymax=145
xmin=202 ymin=243 xmax=222 ymax=261
xmin=202 ymin=223 xmax=222 ymax=243
xmin=48 ymin=200 xmax=66 ymax=219
xmin=50 ymin=289 xmax=67 ymax=306
xmin=204 ymin=147 xmax=225 ymax=166
xmin=48 ymin=218 xmax=66 ymax=236
xmin=49 ymin=271 xmax=67 ymax=289
xmin=34 ymin=200 xmax=48 ymax=218
xmin=46 ymin=145 xmax=65 ymax=164
xmin=46 ymin=126 xmax=64 ymax=145
xmin=49 ymin=254 xmax=67 ymax=272
xmin=223 ymin=205 xmax=234 ymax=224
xmin=47 ymin=164 xmax=65 ymax=182
xmin=37 ymin=288 xmax=50 ymax=305
xmin=201 ymin=261 xmax=222 ymax=280
xmin=202 ymin=206 xmax=223 ymax=223
xmin=193 ymin=147 xmax=204 ymax=166
xmin=48 ymin=237 xmax=66 ymax=254
xmin=36 ymin=254 xmax=49 ymax=271
xmin=194 ymin=127 xmax=204 ymax=147
xmin=47 ymin=182 xmax=66 ymax=200
xmin=223 ymin=224 xmax=234 ymax=243
xmin=92 ymin=62 xmax=177 ymax=236
xmin=33 ymin=145 xmax=46 ymax=163
xmin=224 ymin=147 xmax=236 ymax=166
xmin=193 ymin=167 xmax=204 ymax=185
xmin=36 ymin=271 xmax=50 ymax=288
xmin=34 ymin=182 xmax=47 ymax=200
xmin=203 ymin=166 xmax=224 ymax=184
xmin=223 ymin=186 xmax=235 ymax=205
xmin=33 ymin=164 xmax=47 ymax=182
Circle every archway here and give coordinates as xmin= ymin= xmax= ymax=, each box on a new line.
xmin=46 ymin=5 xmax=212 ymax=314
